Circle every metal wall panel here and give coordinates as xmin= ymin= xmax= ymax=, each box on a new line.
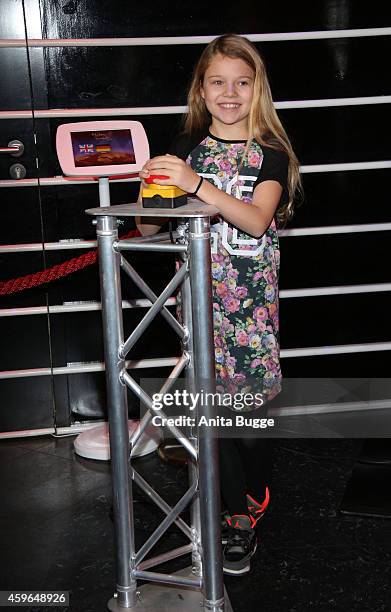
xmin=280 ymin=232 xmax=391 ymax=288
xmin=293 ymin=170 xmax=391 ymax=227
xmin=40 ymin=0 xmax=391 ymax=37
xmin=280 ymin=351 xmax=391 ymax=377
xmin=280 ymin=292 xmax=391 ymax=349
xmin=41 ymin=37 xmax=391 ymax=108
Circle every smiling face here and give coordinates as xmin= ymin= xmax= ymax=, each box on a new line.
xmin=200 ymin=53 xmax=255 ymax=138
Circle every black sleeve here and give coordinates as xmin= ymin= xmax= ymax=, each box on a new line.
xmin=253 ymin=147 xmax=289 ymax=206
xmin=167 ymin=133 xmax=190 ymax=159
xmin=167 ymin=131 xmax=206 ymax=161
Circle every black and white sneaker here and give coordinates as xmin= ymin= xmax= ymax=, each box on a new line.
xmin=222 ymin=515 xmax=257 ymax=575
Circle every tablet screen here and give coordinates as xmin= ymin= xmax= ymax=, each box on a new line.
xmin=71 ymin=129 xmax=136 ymax=167
xmin=57 ymin=120 xmax=149 ymax=176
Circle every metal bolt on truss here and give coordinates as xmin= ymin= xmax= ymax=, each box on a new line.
xmin=86 ymin=201 xmax=232 ymax=612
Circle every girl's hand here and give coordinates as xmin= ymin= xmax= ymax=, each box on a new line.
xmin=139 ymin=161 xmax=150 ymax=187
xmin=141 ymin=155 xmax=200 ymax=193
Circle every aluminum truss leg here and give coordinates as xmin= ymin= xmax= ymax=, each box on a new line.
xmin=188 ymin=217 xmax=225 ymax=612
xmin=96 ymin=216 xmax=137 ymax=610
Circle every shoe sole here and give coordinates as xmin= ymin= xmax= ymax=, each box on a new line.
xmin=223 ymin=541 xmax=257 ymax=576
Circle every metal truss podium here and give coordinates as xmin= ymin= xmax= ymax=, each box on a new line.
xmin=86 ymin=201 xmax=233 ymax=612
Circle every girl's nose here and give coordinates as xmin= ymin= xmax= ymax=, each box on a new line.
xmin=225 ymin=83 xmax=237 ymax=96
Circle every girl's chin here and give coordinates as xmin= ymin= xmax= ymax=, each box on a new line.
xmin=214 ymin=117 xmax=247 ymax=128
xmin=210 ymin=110 xmax=249 ymax=125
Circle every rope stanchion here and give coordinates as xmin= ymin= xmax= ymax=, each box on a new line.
xmin=0 ymin=229 xmax=140 ymax=296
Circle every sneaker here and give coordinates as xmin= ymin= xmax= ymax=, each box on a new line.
xmin=247 ymin=486 xmax=270 ymax=526
xmin=223 ymin=515 xmax=257 ymax=575
xmin=221 ymin=512 xmax=256 ymax=545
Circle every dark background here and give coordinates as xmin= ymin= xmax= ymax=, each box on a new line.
xmin=0 ymin=0 xmax=390 ymax=432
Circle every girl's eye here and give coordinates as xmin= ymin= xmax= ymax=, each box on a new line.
xmin=212 ymin=80 xmax=223 ymax=85
xmin=238 ymin=80 xmax=250 ymax=86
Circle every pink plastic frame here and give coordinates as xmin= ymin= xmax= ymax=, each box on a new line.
xmin=56 ymin=120 xmax=150 ymax=177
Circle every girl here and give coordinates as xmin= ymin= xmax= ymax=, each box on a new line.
xmin=137 ymin=34 xmax=301 ymax=575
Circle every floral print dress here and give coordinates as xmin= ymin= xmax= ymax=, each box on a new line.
xmin=180 ymin=133 xmax=288 ymax=410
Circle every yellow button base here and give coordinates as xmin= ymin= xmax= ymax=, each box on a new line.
xmin=142 ymin=184 xmax=188 ymax=208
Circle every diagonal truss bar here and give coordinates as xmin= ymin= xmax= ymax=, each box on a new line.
xmin=134 ymin=479 xmax=197 ymax=566
xmin=132 ymin=469 xmax=192 ymax=541
xmin=120 ymin=263 xmax=188 ymax=358
xmin=130 ymin=354 xmax=189 ymax=450
xmin=134 ymin=569 xmax=202 ymax=589
xmin=120 ymin=255 xmax=184 ymax=339
xmin=138 ymin=544 xmax=193 ymax=571
xmin=121 ymin=370 xmax=197 ymax=460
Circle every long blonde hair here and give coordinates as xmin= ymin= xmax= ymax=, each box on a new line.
xmin=184 ymin=34 xmax=302 ymax=225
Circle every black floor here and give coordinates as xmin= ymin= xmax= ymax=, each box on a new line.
xmin=1 ymin=435 xmax=391 ymax=612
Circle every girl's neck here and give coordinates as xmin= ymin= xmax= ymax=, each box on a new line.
xmin=209 ymin=120 xmax=249 ymax=141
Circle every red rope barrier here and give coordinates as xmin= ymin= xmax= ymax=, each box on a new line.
xmin=0 ymin=229 xmax=141 ymax=296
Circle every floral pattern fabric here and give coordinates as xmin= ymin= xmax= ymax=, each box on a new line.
xmin=186 ymin=135 xmax=283 ymax=410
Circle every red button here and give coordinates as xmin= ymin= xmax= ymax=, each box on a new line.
xmin=145 ymin=174 xmax=169 ymax=184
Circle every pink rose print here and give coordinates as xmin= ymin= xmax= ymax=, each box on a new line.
xmin=254 ymin=306 xmax=268 ymax=320
xmin=252 ymin=271 xmax=263 ymax=281
xmin=219 ymin=159 xmax=232 ymax=172
xmin=223 ymin=296 xmax=240 ymax=313
xmin=263 ymin=269 xmax=274 ymax=284
xmin=226 ymin=355 xmax=237 ymax=368
xmin=215 ymin=335 xmax=223 ymax=348
xmin=220 ymin=366 xmax=228 ymax=380
xmin=247 ymin=151 xmax=262 ymax=167
xmin=216 ymin=283 xmax=228 ymax=298
xmin=221 ymin=317 xmax=234 ymax=334
xmin=264 ymin=359 xmax=279 ymax=373
xmin=235 ymin=286 xmax=248 ymax=299
xmin=235 ymin=330 xmax=249 ymax=346
xmin=227 ymin=268 xmax=239 ymax=279
xmin=262 ymin=355 xmax=279 ymax=371
xmin=233 ymin=373 xmax=246 ymax=385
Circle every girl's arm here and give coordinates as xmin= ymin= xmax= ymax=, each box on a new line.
xmin=142 ymin=155 xmax=282 ymax=238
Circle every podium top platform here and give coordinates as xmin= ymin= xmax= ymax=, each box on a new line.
xmin=85 ymin=201 xmax=218 ymax=219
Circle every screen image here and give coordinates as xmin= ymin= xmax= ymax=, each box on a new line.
xmin=71 ymin=129 xmax=136 ymax=167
